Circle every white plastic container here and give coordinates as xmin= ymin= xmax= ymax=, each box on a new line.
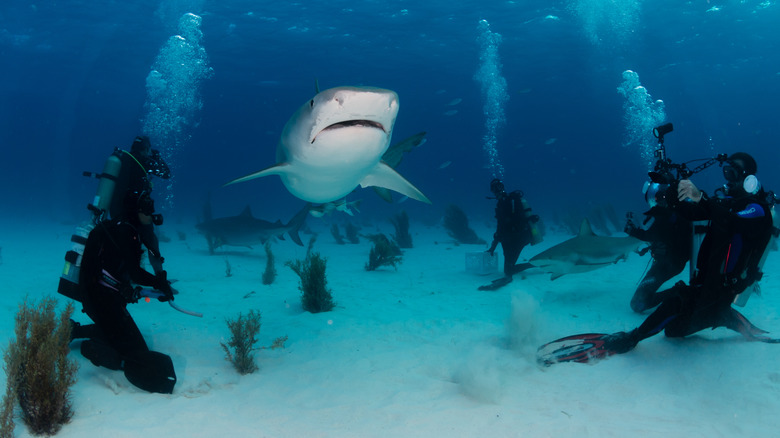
xmin=465 ymin=251 xmax=498 ymax=275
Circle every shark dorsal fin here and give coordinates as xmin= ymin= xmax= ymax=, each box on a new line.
xmin=578 ymin=219 xmax=596 ymax=237
xmin=240 ymin=206 xmax=253 ymax=217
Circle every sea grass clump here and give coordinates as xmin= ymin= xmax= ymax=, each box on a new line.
xmin=364 ymin=233 xmax=403 ymax=271
xmin=286 ymin=236 xmax=334 ymax=313
xmin=345 ymin=223 xmax=360 ymax=244
xmin=220 ymin=310 xmax=288 ymax=376
xmin=330 ymin=224 xmax=345 ymax=245
xmin=221 ymin=310 xmax=262 ymax=375
xmin=443 ymin=204 xmax=486 ymax=245
xmin=1 ymin=297 xmax=78 ymax=437
xmin=390 ymin=210 xmax=413 ymax=249
xmin=262 ymin=241 xmax=277 ymax=285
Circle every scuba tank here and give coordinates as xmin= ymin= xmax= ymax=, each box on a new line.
xmin=733 ymin=204 xmax=778 ymax=307
xmin=689 ymin=220 xmax=709 ymax=282
xmin=57 ymin=154 xmax=123 ymax=302
xmin=92 ymin=153 xmax=122 ymax=213
xmin=57 ymin=224 xmax=92 ymax=302
xmin=517 ymin=193 xmax=543 ymax=245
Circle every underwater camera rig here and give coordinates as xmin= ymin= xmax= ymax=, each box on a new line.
xmin=643 ymin=122 xmax=730 ymax=208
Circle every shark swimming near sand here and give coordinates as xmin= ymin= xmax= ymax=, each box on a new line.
xmin=530 ymin=219 xmax=642 ymax=280
xmin=225 ymin=86 xmax=431 ymax=205
xmin=196 ymin=204 xmax=309 ymax=254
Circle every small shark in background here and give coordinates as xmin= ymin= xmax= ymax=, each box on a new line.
xmin=529 ymin=219 xmax=642 ymax=280
xmin=308 ymin=199 xmax=362 ymax=218
xmin=225 ymin=86 xmax=431 ymax=205
xmin=196 ymin=204 xmax=310 ymax=254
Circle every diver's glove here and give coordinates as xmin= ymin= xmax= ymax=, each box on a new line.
xmin=487 ymin=238 xmax=498 ymax=256
xmin=121 ymin=285 xmax=142 ymax=304
xmin=155 ymin=271 xmax=174 ymax=302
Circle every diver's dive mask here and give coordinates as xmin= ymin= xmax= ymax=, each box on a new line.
xmin=722 ymin=160 xmax=760 ymax=195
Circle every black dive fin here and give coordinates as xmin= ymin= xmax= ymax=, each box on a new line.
xmin=478 ymin=276 xmax=512 ymax=291
xmin=123 ymin=350 xmax=177 ymax=394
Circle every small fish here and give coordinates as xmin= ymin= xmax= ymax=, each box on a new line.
xmin=544 ymin=138 xmax=557 ymax=145
xmin=447 ymin=98 xmax=462 ymax=106
xmin=444 ymin=110 xmax=458 ymax=116
xmin=438 ymin=161 xmax=452 ymax=169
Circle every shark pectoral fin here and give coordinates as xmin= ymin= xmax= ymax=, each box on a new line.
xmin=360 ymin=162 xmax=431 ymax=204
xmin=224 ymin=163 xmax=290 ymax=187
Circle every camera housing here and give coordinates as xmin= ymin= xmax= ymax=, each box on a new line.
xmin=644 ymin=180 xmax=679 ymax=208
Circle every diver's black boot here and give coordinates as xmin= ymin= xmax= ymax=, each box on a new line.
xmin=81 ymin=339 xmax=123 ymax=371
xmin=601 ymin=329 xmax=640 ymax=354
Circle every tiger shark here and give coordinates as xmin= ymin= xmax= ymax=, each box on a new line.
xmin=196 ymin=204 xmax=309 ymax=254
xmin=225 ymin=86 xmax=430 ymax=205
xmin=529 ymin=219 xmax=642 ymax=280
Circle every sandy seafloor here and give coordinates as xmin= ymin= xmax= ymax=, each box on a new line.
xmin=2 ymin=215 xmax=780 ymax=438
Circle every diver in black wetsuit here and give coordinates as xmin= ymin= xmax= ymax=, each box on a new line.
xmin=604 ymin=152 xmax=774 ymax=353
xmin=625 ymin=203 xmax=692 ymax=313
xmin=73 ymin=189 xmax=177 ymax=394
xmin=96 ymin=136 xmax=170 ymax=275
xmin=481 ymin=179 xmax=539 ymax=290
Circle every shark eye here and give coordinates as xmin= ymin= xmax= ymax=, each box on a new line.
xmin=309 ymin=99 xmax=314 ymax=108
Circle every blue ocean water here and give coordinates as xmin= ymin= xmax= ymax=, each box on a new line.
xmin=1 ymin=0 xmax=779 ymax=229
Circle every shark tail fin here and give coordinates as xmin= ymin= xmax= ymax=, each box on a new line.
xmin=360 ymin=162 xmax=431 ymax=204
xmin=287 ymin=203 xmax=311 ymax=246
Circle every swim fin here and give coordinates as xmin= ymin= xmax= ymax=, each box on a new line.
xmin=123 ymin=350 xmax=177 ymax=394
xmin=478 ymin=276 xmax=513 ymax=291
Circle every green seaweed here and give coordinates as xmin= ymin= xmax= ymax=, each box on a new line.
xmin=286 ymin=236 xmax=335 ymax=313
xmin=1 ymin=297 xmax=78 ymax=437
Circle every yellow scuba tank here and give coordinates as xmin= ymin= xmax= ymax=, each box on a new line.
xmin=93 ymin=153 xmax=122 ymax=213
xmin=57 ymin=152 xmax=124 ymax=302
xmin=518 ymin=194 xmax=543 ymax=245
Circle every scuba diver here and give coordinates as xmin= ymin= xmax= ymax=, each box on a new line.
xmin=95 ymin=135 xmax=170 ymax=274
xmin=542 ymin=152 xmax=775 ymax=363
xmin=625 ymin=176 xmax=693 ymax=313
xmin=479 ymin=178 xmax=542 ymax=291
xmin=58 ymin=136 xmax=170 ymax=302
xmin=71 ymin=189 xmax=177 ymax=394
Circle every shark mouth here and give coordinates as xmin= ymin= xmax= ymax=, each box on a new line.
xmin=312 ymin=120 xmax=386 ymax=143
